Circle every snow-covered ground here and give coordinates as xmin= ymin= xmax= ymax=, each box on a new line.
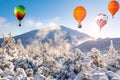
xmin=0 ymin=33 xmax=120 ymax=80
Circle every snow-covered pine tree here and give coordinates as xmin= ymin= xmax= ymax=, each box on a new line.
xmin=74 ymin=48 xmax=84 ymax=61
xmin=1 ymin=33 xmax=18 ymax=59
xmin=91 ymin=48 xmax=105 ymax=68
xmin=16 ymin=39 xmax=27 ymax=57
xmin=108 ymin=40 xmax=117 ymax=57
xmin=107 ymin=40 xmax=117 ymax=64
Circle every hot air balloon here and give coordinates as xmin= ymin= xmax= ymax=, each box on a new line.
xmin=73 ymin=6 xmax=86 ymax=28
xmin=96 ymin=13 xmax=108 ymax=30
xmin=14 ymin=5 xmax=26 ymax=26
xmin=108 ymin=0 xmax=119 ymax=18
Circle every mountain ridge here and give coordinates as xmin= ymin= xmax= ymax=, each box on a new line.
xmin=0 ymin=26 xmax=93 ymax=47
xmin=76 ymin=38 xmax=120 ymax=53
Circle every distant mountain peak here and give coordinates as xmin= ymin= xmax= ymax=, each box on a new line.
xmin=0 ymin=25 xmax=94 ymax=48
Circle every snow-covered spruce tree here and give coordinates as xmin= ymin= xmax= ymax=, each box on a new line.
xmin=106 ymin=40 xmax=117 ymax=64
xmin=16 ymin=39 xmax=27 ymax=57
xmin=108 ymin=40 xmax=117 ymax=55
xmin=71 ymin=48 xmax=86 ymax=74
xmin=74 ymin=48 xmax=84 ymax=61
xmin=91 ymin=48 xmax=106 ymax=68
xmin=1 ymin=33 xmax=18 ymax=60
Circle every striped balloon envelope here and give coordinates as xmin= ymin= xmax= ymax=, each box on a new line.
xmin=95 ymin=13 xmax=108 ymax=30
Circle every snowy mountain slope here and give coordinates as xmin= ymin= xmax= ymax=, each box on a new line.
xmin=76 ymin=38 xmax=120 ymax=53
xmin=38 ymin=25 xmax=94 ymax=45
xmin=0 ymin=25 xmax=93 ymax=47
xmin=0 ymin=30 xmax=39 ymax=47
xmin=13 ymin=30 xmax=39 ymax=47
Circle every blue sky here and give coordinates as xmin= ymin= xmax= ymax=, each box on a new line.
xmin=0 ymin=0 xmax=120 ymax=38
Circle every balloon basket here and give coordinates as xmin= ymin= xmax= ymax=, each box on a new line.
xmin=78 ymin=23 xmax=82 ymax=28
xmin=19 ymin=24 xmax=21 ymax=27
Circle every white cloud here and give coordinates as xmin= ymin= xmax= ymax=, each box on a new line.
xmin=51 ymin=17 xmax=59 ymax=22
xmin=0 ymin=17 xmax=11 ymax=28
xmin=22 ymin=17 xmax=60 ymax=29
xmin=48 ymin=17 xmax=60 ymax=25
xmin=0 ymin=16 xmax=60 ymax=31
xmin=23 ymin=18 xmax=42 ymax=28
xmin=0 ymin=17 xmax=16 ymax=38
xmin=40 ymin=17 xmax=60 ymax=29
xmin=0 ymin=16 xmax=60 ymax=38
xmin=48 ymin=23 xmax=60 ymax=30
xmin=37 ymin=23 xmax=61 ymax=41
xmin=0 ymin=17 xmax=43 ymax=38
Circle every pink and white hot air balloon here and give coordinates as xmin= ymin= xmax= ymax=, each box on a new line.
xmin=96 ymin=13 xmax=108 ymax=30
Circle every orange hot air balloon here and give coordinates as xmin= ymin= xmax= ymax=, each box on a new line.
xmin=73 ymin=6 xmax=86 ymax=28
xmin=108 ymin=0 xmax=119 ymax=18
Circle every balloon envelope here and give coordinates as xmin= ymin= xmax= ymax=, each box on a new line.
xmin=96 ymin=13 xmax=108 ymax=30
xmin=73 ymin=6 xmax=86 ymax=28
xmin=108 ymin=0 xmax=119 ymax=18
